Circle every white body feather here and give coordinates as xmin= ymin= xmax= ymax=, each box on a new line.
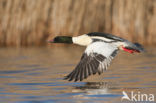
xmin=85 ymin=42 xmax=117 ymax=58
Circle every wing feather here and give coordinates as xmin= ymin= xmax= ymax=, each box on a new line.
xmin=64 ymin=42 xmax=118 ymax=82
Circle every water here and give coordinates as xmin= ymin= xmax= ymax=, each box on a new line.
xmin=0 ymin=46 xmax=156 ymax=103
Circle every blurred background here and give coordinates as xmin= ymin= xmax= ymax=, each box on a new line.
xmin=0 ymin=0 xmax=155 ymax=47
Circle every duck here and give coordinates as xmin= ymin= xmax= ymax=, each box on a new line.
xmin=48 ymin=32 xmax=144 ymax=82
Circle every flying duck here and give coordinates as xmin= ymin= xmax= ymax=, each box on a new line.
xmin=48 ymin=32 xmax=144 ymax=82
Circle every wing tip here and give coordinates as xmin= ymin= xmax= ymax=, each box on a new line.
xmin=64 ymin=74 xmax=87 ymax=82
xmin=63 ymin=75 xmax=79 ymax=82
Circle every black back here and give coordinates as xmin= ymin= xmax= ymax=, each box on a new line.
xmin=87 ymin=32 xmax=125 ymax=42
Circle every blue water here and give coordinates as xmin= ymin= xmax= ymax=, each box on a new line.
xmin=0 ymin=47 xmax=156 ymax=103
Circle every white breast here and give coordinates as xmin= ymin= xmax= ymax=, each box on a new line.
xmin=72 ymin=34 xmax=92 ymax=46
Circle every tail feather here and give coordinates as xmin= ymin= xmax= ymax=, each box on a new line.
xmin=134 ymin=43 xmax=145 ymax=52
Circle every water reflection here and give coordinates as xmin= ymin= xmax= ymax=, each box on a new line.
xmin=75 ymin=82 xmax=119 ymax=95
xmin=68 ymin=82 xmax=122 ymax=102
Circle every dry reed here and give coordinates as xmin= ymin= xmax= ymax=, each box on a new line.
xmin=0 ymin=0 xmax=155 ymax=47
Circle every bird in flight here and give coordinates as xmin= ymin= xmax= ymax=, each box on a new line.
xmin=48 ymin=32 xmax=144 ymax=82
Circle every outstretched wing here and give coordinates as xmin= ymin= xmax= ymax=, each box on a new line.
xmin=64 ymin=42 xmax=118 ymax=82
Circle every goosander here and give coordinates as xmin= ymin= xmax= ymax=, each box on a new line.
xmin=48 ymin=32 xmax=144 ymax=82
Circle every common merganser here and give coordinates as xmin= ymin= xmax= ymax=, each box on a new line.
xmin=48 ymin=32 xmax=144 ymax=82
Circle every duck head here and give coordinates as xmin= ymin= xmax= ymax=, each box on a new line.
xmin=48 ymin=36 xmax=73 ymax=44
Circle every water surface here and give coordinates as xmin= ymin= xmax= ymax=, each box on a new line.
xmin=0 ymin=46 xmax=156 ymax=103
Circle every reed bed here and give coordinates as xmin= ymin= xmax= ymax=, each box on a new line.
xmin=0 ymin=0 xmax=155 ymax=47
